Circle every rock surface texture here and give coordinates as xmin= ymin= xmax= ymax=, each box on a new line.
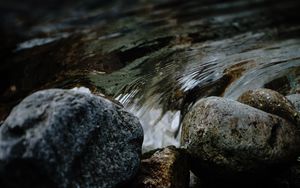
xmin=0 ymin=89 xmax=144 ymax=188
xmin=181 ymin=97 xmax=300 ymax=180
xmin=238 ymin=88 xmax=300 ymax=125
xmin=132 ymin=146 xmax=189 ymax=188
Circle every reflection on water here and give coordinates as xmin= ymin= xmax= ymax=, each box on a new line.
xmin=1 ymin=0 xmax=300 ymax=151
xmin=94 ymin=35 xmax=300 ymax=151
xmin=87 ymin=0 xmax=300 ymax=151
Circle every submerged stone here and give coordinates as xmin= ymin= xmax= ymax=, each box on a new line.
xmin=0 ymin=89 xmax=143 ymax=188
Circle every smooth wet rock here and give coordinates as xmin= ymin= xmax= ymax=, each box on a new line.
xmin=132 ymin=146 xmax=189 ymax=188
xmin=237 ymin=88 xmax=300 ymax=125
xmin=181 ymin=97 xmax=300 ymax=180
xmin=0 ymin=89 xmax=143 ymax=188
xmin=286 ymin=94 xmax=300 ymax=112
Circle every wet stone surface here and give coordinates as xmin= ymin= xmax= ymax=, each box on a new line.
xmin=181 ymin=97 xmax=300 ymax=182
xmin=0 ymin=89 xmax=143 ymax=188
xmin=132 ymin=146 xmax=189 ymax=188
xmin=238 ymin=88 xmax=300 ymax=126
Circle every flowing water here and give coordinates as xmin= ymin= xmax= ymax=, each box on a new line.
xmin=1 ymin=0 xmax=300 ymax=151
xmin=87 ymin=0 xmax=300 ymax=151
xmin=93 ymin=36 xmax=300 ymax=151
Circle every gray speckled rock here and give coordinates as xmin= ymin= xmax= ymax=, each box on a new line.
xmin=181 ymin=97 xmax=300 ymax=179
xmin=0 ymin=89 xmax=143 ymax=188
xmin=237 ymin=88 xmax=300 ymax=125
xmin=286 ymin=94 xmax=300 ymax=112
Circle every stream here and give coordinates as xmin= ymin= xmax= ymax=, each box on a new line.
xmin=1 ymin=0 xmax=300 ymax=152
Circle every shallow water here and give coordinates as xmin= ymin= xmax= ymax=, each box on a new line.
xmin=95 ymin=36 xmax=300 ymax=151
xmin=1 ymin=0 xmax=300 ymax=151
xmin=88 ymin=0 xmax=300 ymax=151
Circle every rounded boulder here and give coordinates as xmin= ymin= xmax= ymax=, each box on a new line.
xmin=181 ymin=97 xmax=300 ymax=179
xmin=0 ymin=89 xmax=143 ymax=188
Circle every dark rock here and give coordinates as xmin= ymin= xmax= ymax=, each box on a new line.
xmin=189 ymin=172 xmax=203 ymax=188
xmin=0 ymin=89 xmax=143 ymax=188
xmin=286 ymin=94 xmax=300 ymax=112
xmin=132 ymin=146 xmax=189 ymax=188
xmin=264 ymin=76 xmax=292 ymax=96
xmin=181 ymin=97 xmax=300 ymax=180
xmin=189 ymin=168 xmax=292 ymax=188
xmin=237 ymin=88 xmax=300 ymax=125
